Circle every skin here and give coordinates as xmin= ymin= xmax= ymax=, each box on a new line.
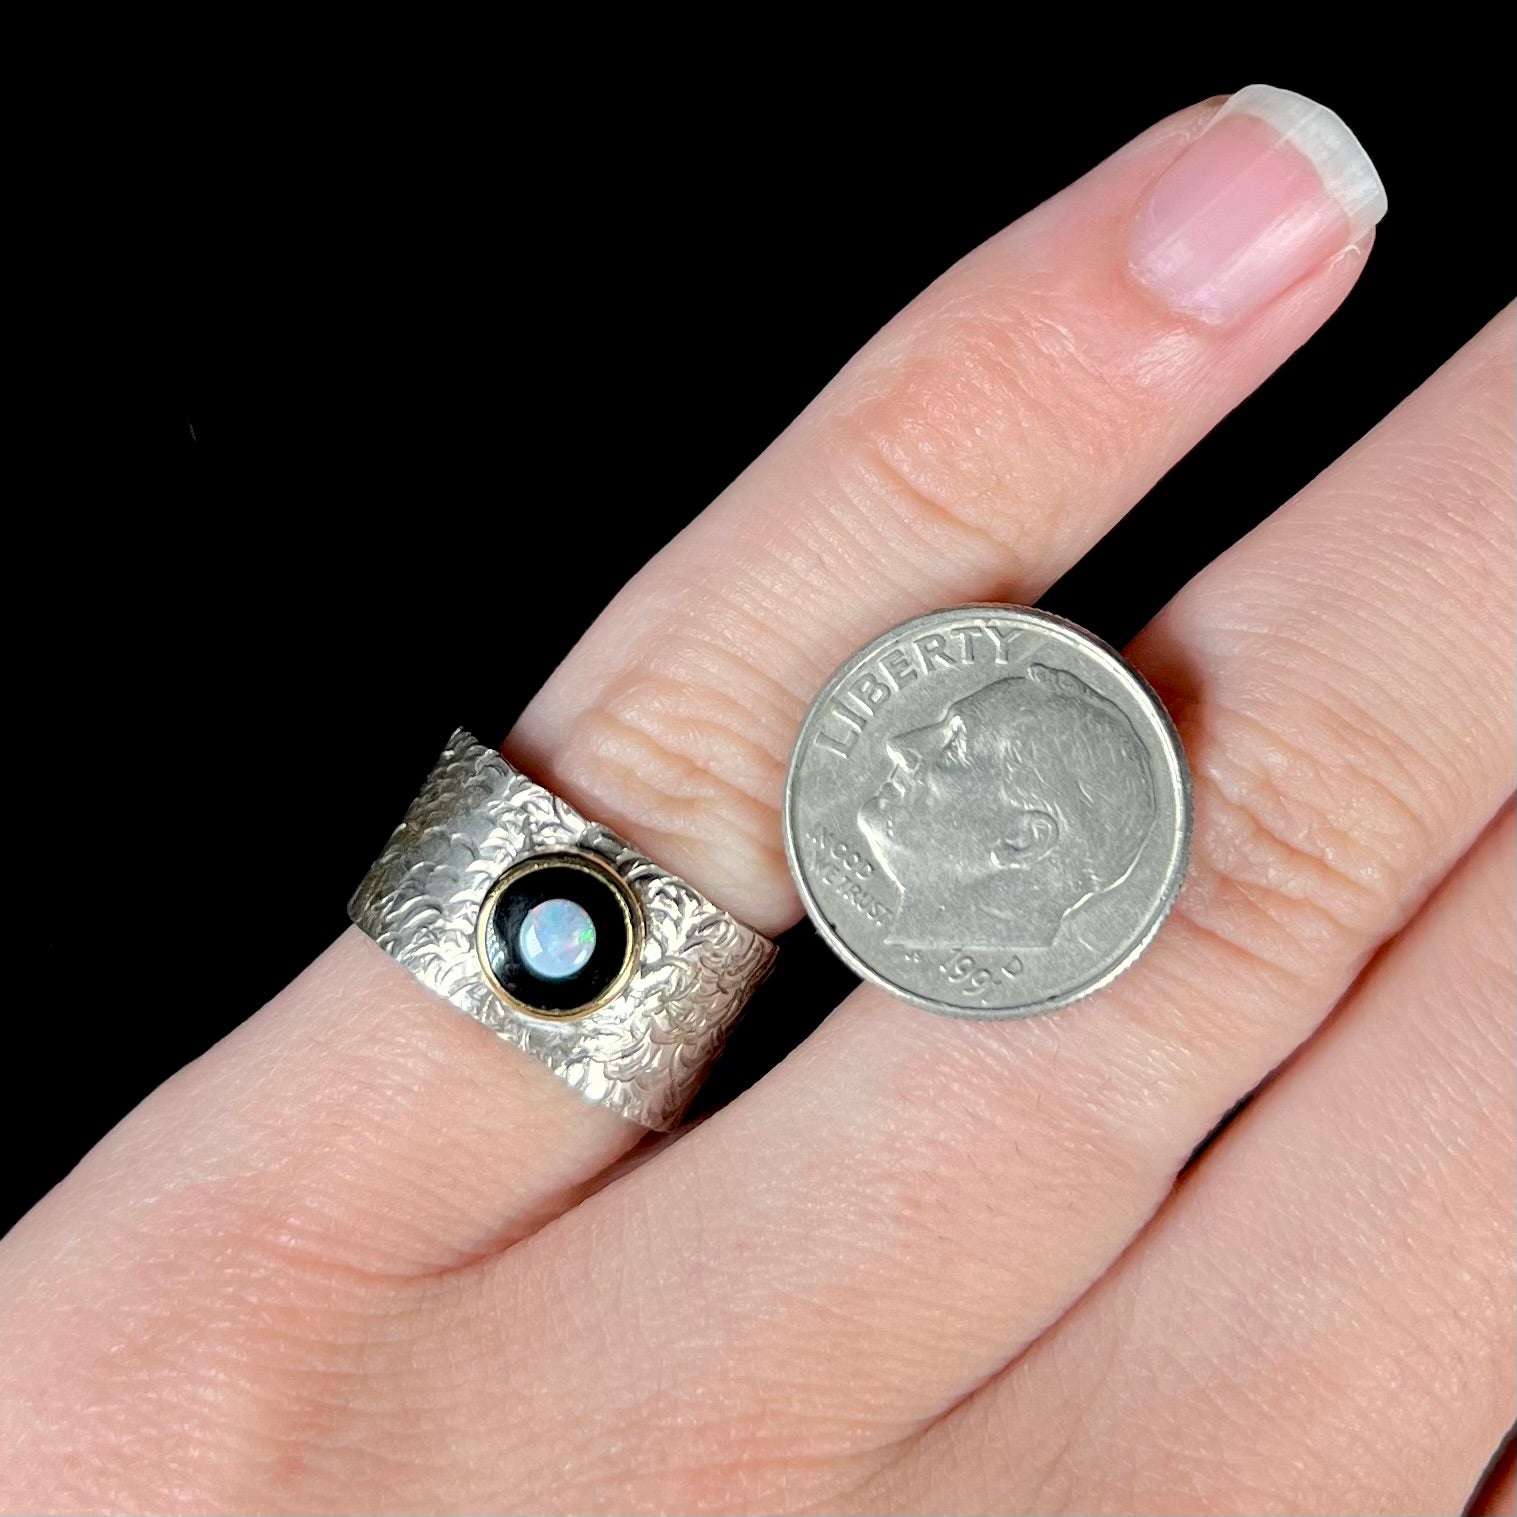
xmin=2 ymin=101 xmax=1512 ymax=1515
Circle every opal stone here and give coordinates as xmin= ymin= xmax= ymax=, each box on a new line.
xmin=518 ymin=898 xmax=597 ymax=981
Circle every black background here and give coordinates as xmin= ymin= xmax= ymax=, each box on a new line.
xmin=10 ymin=56 xmax=1510 ymax=1237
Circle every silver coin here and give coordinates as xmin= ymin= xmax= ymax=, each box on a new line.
xmin=783 ymin=605 xmax=1191 ymax=1018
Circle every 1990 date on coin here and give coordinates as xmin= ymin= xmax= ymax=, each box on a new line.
xmin=902 ymin=946 xmax=1027 ymax=1003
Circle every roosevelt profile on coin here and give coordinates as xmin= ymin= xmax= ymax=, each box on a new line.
xmin=856 ymin=664 xmax=1157 ymax=950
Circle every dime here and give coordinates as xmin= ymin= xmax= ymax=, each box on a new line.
xmin=783 ymin=606 xmax=1191 ymax=1018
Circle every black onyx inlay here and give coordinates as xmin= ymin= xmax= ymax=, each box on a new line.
xmin=485 ymin=859 xmax=633 ymax=1014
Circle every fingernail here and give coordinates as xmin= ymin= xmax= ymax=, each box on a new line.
xmin=1129 ymin=84 xmax=1387 ymax=324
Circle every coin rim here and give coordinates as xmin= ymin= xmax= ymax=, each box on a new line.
xmin=782 ymin=604 xmax=1193 ymax=1019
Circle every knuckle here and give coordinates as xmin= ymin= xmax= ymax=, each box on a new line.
xmin=824 ymin=291 xmax=1190 ymax=571
xmin=1174 ymin=678 xmax=1436 ymax=980
xmin=556 ymin=654 xmax=794 ymax=891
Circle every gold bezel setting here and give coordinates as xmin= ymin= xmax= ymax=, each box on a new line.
xmin=474 ymin=851 xmax=644 ymax=1021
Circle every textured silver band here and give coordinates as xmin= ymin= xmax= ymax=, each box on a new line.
xmin=349 ymin=730 xmax=776 ymax=1130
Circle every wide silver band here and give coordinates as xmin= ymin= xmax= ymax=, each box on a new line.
xmin=349 ymin=730 xmax=776 ymax=1130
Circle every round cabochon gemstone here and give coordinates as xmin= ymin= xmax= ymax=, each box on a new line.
xmin=517 ymin=898 xmax=597 ymax=981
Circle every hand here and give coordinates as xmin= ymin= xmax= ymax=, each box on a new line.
xmin=5 ymin=88 xmax=1512 ymax=1515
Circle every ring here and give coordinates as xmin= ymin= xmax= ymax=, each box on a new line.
xmin=349 ymin=730 xmax=777 ymax=1130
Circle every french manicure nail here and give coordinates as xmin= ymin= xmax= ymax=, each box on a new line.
xmin=1129 ymin=84 xmax=1387 ymax=324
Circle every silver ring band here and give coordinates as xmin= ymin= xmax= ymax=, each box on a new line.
xmin=349 ymin=730 xmax=776 ymax=1130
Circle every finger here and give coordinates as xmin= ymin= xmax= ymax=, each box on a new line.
xmin=2 ymin=89 xmax=1386 ymax=1276
xmin=892 ymin=806 xmax=1516 ymax=1517
xmin=448 ymin=305 xmax=1514 ymax=1500
xmin=509 ymin=84 xmax=1383 ymax=934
